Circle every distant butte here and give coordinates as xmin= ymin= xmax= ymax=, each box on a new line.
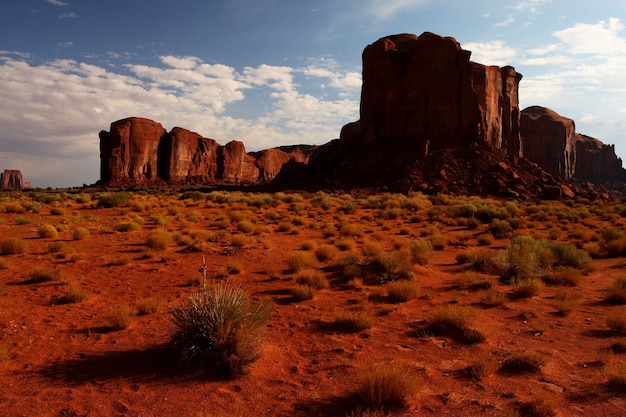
xmin=0 ymin=169 xmax=31 ymax=191
xmin=98 ymin=32 xmax=625 ymax=199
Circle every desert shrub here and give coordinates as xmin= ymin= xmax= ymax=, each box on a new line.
xmin=480 ymin=288 xmax=507 ymax=307
xmin=605 ymin=276 xmax=626 ymax=304
xmin=226 ymin=259 xmax=244 ymax=275
xmin=362 ymin=240 xmax=384 ymax=258
xmin=500 ymin=351 xmax=545 ymax=374
xmin=549 ymin=243 xmax=592 ymax=269
xmin=409 ymin=240 xmax=433 ymax=266
xmin=73 ymin=227 xmax=90 ymax=240
xmin=341 ymin=223 xmax=364 ymax=237
xmin=429 ymin=234 xmax=448 ymax=250
xmin=602 ymin=227 xmax=624 ymax=243
xmin=457 ymin=250 xmax=503 ymax=274
xmin=294 ymin=269 xmax=329 ymax=290
xmin=604 ymin=361 xmax=626 ymax=388
xmin=287 ymin=252 xmax=317 ymax=272
xmin=333 ymin=309 xmax=375 ymax=332
xmin=170 ymin=283 xmax=273 ymax=377
xmin=605 ymin=237 xmax=626 ymax=257
xmin=476 ymin=234 xmax=495 ymax=247
xmin=376 ymin=250 xmax=413 ymax=281
xmin=300 ymin=240 xmax=316 ymax=250
xmin=108 ymin=255 xmax=132 ymax=266
xmin=542 ymin=266 xmax=583 ymax=287
xmin=179 ymin=191 xmax=204 ymax=201
xmin=106 ymin=305 xmax=134 ymax=330
xmin=385 ymin=280 xmax=421 ymax=303
xmin=336 ymin=238 xmax=357 ymax=252
xmin=37 ymin=224 xmax=58 ymax=238
xmin=455 ymin=271 xmax=495 ymax=291
xmin=29 ymin=268 xmax=61 ymax=283
xmin=488 ymin=219 xmax=512 ymax=238
xmin=552 ymin=289 xmax=581 ymax=316
xmin=115 ymin=221 xmax=141 ymax=232
xmin=50 ymin=207 xmax=65 ymax=216
xmin=519 ymin=393 xmax=559 ymax=417
xmin=512 ymin=279 xmax=544 ymax=298
xmin=501 ymin=236 xmax=554 ymax=284
xmin=229 ymin=234 xmax=251 ymax=248
xmin=96 ymin=192 xmax=132 ymax=208
xmin=62 ymin=284 xmax=90 ymax=303
xmin=136 ymin=297 xmax=161 ymax=315
xmin=146 ymin=230 xmax=173 ymax=251
xmin=607 ymin=313 xmax=626 ymax=333
xmin=14 ymin=216 xmax=31 ymax=225
xmin=356 ymin=363 xmax=417 ymax=409
xmin=315 ymin=244 xmax=339 ymax=262
xmin=46 ymin=241 xmax=75 ymax=258
xmin=290 ymin=284 xmax=317 ymax=300
xmin=4 ymin=202 xmax=25 ymax=214
xmin=277 ymin=221 xmax=293 ymax=233
xmin=464 ymin=357 xmax=497 ymax=381
xmin=0 ymin=237 xmax=29 ymax=254
xmin=236 ymin=221 xmax=255 ymax=234
xmin=429 ymin=305 xmax=485 ymax=344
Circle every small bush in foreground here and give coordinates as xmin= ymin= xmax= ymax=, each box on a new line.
xmin=605 ymin=276 xmax=626 ymax=304
xmin=429 ymin=305 xmax=485 ymax=344
xmin=73 ymin=227 xmax=90 ymax=240
xmin=287 ymin=252 xmax=317 ymax=272
xmin=146 ymin=230 xmax=173 ymax=251
xmin=106 ymin=305 xmax=134 ymax=330
xmin=97 ymin=192 xmax=132 ymax=208
xmin=315 ymin=244 xmax=339 ymax=262
xmin=290 ymin=284 xmax=317 ymax=301
xmin=294 ymin=269 xmax=328 ymax=290
xmin=552 ymin=290 xmax=581 ymax=316
xmin=500 ymin=351 xmax=545 ymax=374
xmin=62 ymin=284 xmax=90 ymax=303
xmin=409 ymin=240 xmax=433 ymax=266
xmin=542 ymin=266 xmax=583 ymax=287
xmin=334 ymin=309 xmax=375 ymax=333
xmin=357 ymin=363 xmax=417 ymax=409
xmin=0 ymin=237 xmax=28 ymax=254
xmin=170 ymin=283 xmax=273 ymax=377
xmin=385 ymin=280 xmax=421 ymax=303
xmin=136 ymin=297 xmax=161 ymax=315
xmin=464 ymin=357 xmax=497 ymax=381
xmin=37 ymin=224 xmax=58 ymax=238
xmin=29 ymin=268 xmax=60 ymax=283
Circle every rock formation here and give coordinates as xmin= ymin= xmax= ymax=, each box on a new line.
xmin=575 ymin=134 xmax=625 ymax=182
xmin=0 ymin=169 xmax=30 ymax=190
xmin=99 ymin=118 xmax=316 ymax=186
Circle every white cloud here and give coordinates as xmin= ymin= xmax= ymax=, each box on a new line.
xmin=0 ymin=55 xmax=360 ymax=187
xmin=46 ymin=0 xmax=69 ymax=6
xmin=363 ymin=0 xmax=432 ymax=20
xmin=554 ymin=18 xmax=626 ymax=56
xmin=59 ymin=12 xmax=77 ymax=19
xmin=463 ymin=41 xmax=518 ymax=66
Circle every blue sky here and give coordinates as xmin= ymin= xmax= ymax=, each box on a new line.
xmin=1 ymin=0 xmax=626 ymax=187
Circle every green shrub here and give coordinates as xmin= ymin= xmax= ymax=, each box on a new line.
xmin=37 ymin=224 xmax=58 ymax=238
xmin=97 ymin=192 xmax=132 ymax=208
xmin=0 ymin=237 xmax=29 ymax=254
xmin=488 ymin=219 xmax=512 ymax=238
xmin=170 ymin=283 xmax=273 ymax=377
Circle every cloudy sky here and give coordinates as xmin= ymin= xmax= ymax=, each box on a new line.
xmin=1 ymin=0 xmax=626 ymax=188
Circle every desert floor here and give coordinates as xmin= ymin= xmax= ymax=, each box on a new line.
xmin=0 ymin=189 xmax=625 ymax=417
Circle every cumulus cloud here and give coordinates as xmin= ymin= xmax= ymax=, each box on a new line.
xmin=554 ymin=18 xmax=626 ymax=56
xmin=46 ymin=0 xmax=69 ymax=6
xmin=463 ymin=40 xmax=519 ymax=66
xmin=0 ymin=54 xmax=359 ymax=187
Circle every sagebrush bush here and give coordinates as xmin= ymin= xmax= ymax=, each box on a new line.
xmin=287 ymin=252 xmax=317 ymax=272
xmin=146 ymin=230 xmax=173 ymax=250
xmin=356 ymin=363 xmax=417 ymax=409
xmin=376 ymin=250 xmax=413 ymax=281
xmin=409 ymin=240 xmax=433 ymax=266
xmin=315 ymin=244 xmax=339 ymax=262
xmin=170 ymin=283 xmax=273 ymax=377
xmin=96 ymin=192 xmax=132 ymax=208
xmin=385 ymin=280 xmax=421 ymax=303
xmin=73 ymin=227 xmax=90 ymax=240
xmin=429 ymin=305 xmax=485 ymax=344
xmin=37 ymin=224 xmax=58 ymax=238
xmin=0 ymin=237 xmax=29 ymax=254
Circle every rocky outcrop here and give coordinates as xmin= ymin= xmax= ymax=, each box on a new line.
xmin=359 ymin=32 xmax=522 ymax=155
xmin=0 ymin=169 xmax=30 ymax=190
xmin=99 ymin=118 xmax=315 ymax=185
xmin=520 ymin=106 xmax=577 ymax=179
xmin=99 ymin=117 xmax=167 ymax=183
xmin=575 ymin=134 xmax=626 ymax=182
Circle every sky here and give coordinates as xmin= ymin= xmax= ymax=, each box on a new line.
xmin=1 ymin=0 xmax=626 ymax=188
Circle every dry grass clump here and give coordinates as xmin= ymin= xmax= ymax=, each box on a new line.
xmin=107 ymin=255 xmax=133 ymax=266
xmin=455 ymin=271 xmax=495 ymax=291
xmin=226 ymin=259 xmax=244 ymax=275
xmin=464 ymin=356 xmax=497 ymax=381
xmin=500 ymin=351 xmax=546 ymax=374
xmin=106 ymin=305 xmax=135 ymax=330
xmin=315 ymin=244 xmax=340 ymax=262
xmin=456 ymin=250 xmax=503 ymax=275
xmin=476 ymin=234 xmax=495 ymax=247
xmin=170 ymin=283 xmax=273 ymax=377
xmin=290 ymin=284 xmax=317 ymax=301
xmin=376 ymin=250 xmax=414 ymax=281
xmin=294 ymin=269 xmax=329 ymax=290
xmin=37 ymin=224 xmax=58 ymax=238
xmin=0 ymin=237 xmax=29 ymax=255
xmin=542 ymin=266 xmax=583 ymax=287
xmin=236 ymin=221 xmax=256 ymax=234
xmin=356 ymin=363 xmax=418 ymax=409
xmin=362 ymin=240 xmax=384 ymax=257
xmin=428 ymin=234 xmax=448 ymax=250
xmin=519 ymin=393 xmax=559 ymax=417
xmin=428 ymin=305 xmax=486 ymax=344
xmin=73 ymin=227 xmax=90 ymax=240
xmin=604 ymin=361 xmax=626 ymax=388
xmin=606 ymin=313 xmax=626 ymax=333
xmin=229 ymin=234 xmax=251 ymax=248
xmin=136 ymin=297 xmax=161 ymax=315
xmin=336 ymin=238 xmax=357 ymax=252
xmin=480 ymin=288 xmax=507 ymax=307
xmin=287 ymin=252 xmax=317 ymax=272
xmin=552 ymin=289 xmax=581 ymax=316
xmin=511 ymin=279 xmax=545 ymax=299
xmin=385 ymin=280 xmax=421 ymax=303
xmin=115 ymin=221 xmax=141 ymax=232
xmin=29 ymin=267 xmax=62 ymax=283
xmin=604 ymin=276 xmax=626 ymax=304
xmin=62 ymin=284 xmax=90 ymax=303
xmin=146 ymin=230 xmax=173 ymax=250
xmin=333 ymin=309 xmax=375 ymax=332
xmin=340 ymin=223 xmax=364 ymax=237
xmin=409 ymin=240 xmax=433 ymax=266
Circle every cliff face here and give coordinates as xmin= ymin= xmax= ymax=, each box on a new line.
xmin=99 ymin=118 xmax=314 ymax=185
xmin=0 ymin=169 xmax=30 ymax=190
xmin=575 ymin=134 xmax=626 ymax=182
xmin=359 ymin=32 xmax=522 ymax=155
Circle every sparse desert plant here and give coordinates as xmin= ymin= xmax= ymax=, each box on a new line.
xmin=488 ymin=219 xmax=512 ymax=238
xmin=300 ymin=240 xmax=316 ymax=250
xmin=333 ymin=309 xmax=375 ymax=332
xmin=604 ymin=361 xmax=626 ymax=388
xmin=136 ymin=297 xmax=161 ymax=315
xmin=146 ymin=230 xmax=173 ymax=251
xmin=409 ymin=239 xmax=433 ymax=266
xmin=62 ymin=284 xmax=90 ymax=303
xmin=236 ymin=221 xmax=255 ymax=234
xmin=50 ymin=207 xmax=65 ymax=216
xmin=476 ymin=234 xmax=495 ymax=247
xmin=607 ymin=313 xmax=626 ymax=333
xmin=0 ymin=237 xmax=29 ymax=254
xmin=362 ymin=240 xmax=384 ymax=257
xmin=290 ymin=284 xmax=317 ymax=301
xmin=511 ymin=278 xmax=544 ymax=299
xmin=501 ymin=236 xmax=554 ymax=284
xmin=552 ymin=289 xmax=581 ymax=316
xmin=108 ymin=255 xmax=133 ymax=266
xmin=14 ymin=216 xmax=31 ymax=225
xmin=294 ymin=269 xmax=329 ymax=290
xmin=226 ymin=259 xmax=244 ymax=275
xmin=229 ymin=234 xmax=251 ymax=248
xmin=73 ymin=227 xmax=90 ymax=240
xmin=455 ymin=271 xmax=495 ymax=291
xmin=287 ymin=251 xmax=317 ymax=272
xmin=464 ymin=356 xmax=497 ymax=381
xmin=429 ymin=305 xmax=485 ymax=344
xmin=29 ymin=267 xmax=60 ymax=283
xmin=429 ymin=234 xmax=448 ymax=250
xmin=519 ymin=392 xmax=559 ymax=417
xmin=115 ymin=221 xmax=141 ymax=232
xmin=341 ymin=223 xmax=364 ymax=237
xmin=277 ymin=221 xmax=293 ymax=233
xmin=480 ymin=288 xmax=507 ymax=307
xmin=315 ymin=244 xmax=339 ymax=262
xmin=457 ymin=250 xmax=503 ymax=275
xmin=356 ymin=362 xmax=417 ymax=409
xmin=46 ymin=241 xmax=75 ymax=258
xmin=607 ymin=339 xmax=626 ymax=354
xmin=605 ymin=237 xmax=626 ymax=257
xmin=170 ymin=283 xmax=273 ymax=377
xmin=605 ymin=276 xmax=626 ymax=304
xmin=96 ymin=192 xmax=132 ymax=208
xmin=106 ymin=305 xmax=134 ymax=329
xmin=37 ymin=223 xmax=58 ymax=238
xmin=542 ymin=266 xmax=583 ymax=287
xmin=385 ymin=280 xmax=421 ymax=303
xmin=376 ymin=249 xmax=413 ymax=281
xmin=500 ymin=351 xmax=545 ymax=374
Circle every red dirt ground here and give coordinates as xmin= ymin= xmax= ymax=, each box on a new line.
xmin=0 ymin=191 xmax=625 ymax=417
